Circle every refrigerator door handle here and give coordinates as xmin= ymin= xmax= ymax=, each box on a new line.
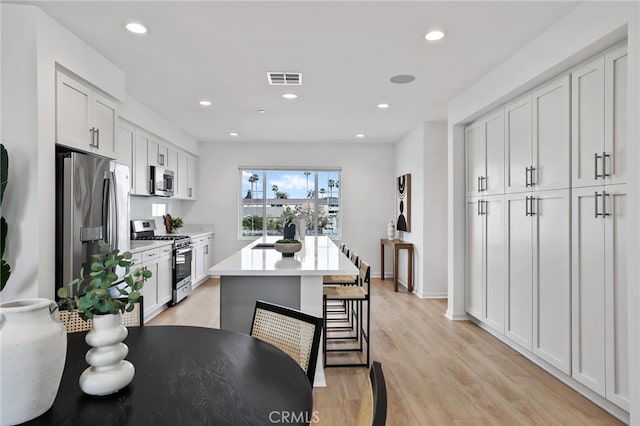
xmin=105 ymin=171 xmax=118 ymax=250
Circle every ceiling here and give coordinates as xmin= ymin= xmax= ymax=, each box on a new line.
xmin=33 ymin=1 xmax=579 ymax=144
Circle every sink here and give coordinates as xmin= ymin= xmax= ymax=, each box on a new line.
xmin=252 ymin=243 xmax=275 ymax=249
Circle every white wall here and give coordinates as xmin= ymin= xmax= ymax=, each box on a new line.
xmin=394 ymin=122 xmax=447 ymax=298
xmin=183 ymin=141 xmax=396 ymax=275
xmin=446 ymin=1 xmax=639 ymax=422
xmin=422 ymin=122 xmax=448 ymax=298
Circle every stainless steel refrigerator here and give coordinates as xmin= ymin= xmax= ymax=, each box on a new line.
xmin=55 ymin=148 xmax=130 ymax=294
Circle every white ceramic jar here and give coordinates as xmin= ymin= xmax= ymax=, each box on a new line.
xmin=0 ymin=298 xmax=67 ymax=425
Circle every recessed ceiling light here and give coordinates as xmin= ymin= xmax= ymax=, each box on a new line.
xmin=126 ymin=22 xmax=147 ymax=34
xmin=199 ymin=100 xmax=212 ymax=106
xmin=390 ymin=75 xmax=415 ymax=84
xmin=258 ymin=109 xmax=265 ymax=114
xmin=230 ymin=132 xmax=239 ymax=137
xmin=282 ymin=93 xmax=298 ymax=100
xmin=377 ymin=103 xmax=390 ymax=109
xmin=425 ymin=30 xmax=444 ymax=41
xmin=356 ymin=134 xmax=365 ymax=138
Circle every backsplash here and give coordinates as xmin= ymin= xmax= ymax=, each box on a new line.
xmin=130 ymin=196 xmax=183 ymax=223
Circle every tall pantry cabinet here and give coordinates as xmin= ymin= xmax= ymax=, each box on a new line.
xmin=465 ymin=43 xmax=628 ymax=413
xmin=571 ymin=44 xmax=629 ymax=410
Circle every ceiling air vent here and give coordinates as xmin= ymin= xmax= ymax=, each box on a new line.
xmin=267 ymin=72 xmax=302 ymax=85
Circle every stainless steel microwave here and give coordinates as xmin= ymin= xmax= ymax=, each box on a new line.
xmin=150 ymin=166 xmax=174 ymax=197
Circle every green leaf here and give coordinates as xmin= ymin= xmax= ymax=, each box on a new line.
xmin=57 ymin=287 xmax=68 ymax=298
xmin=129 ymin=291 xmax=140 ymax=301
xmin=0 ymin=217 xmax=7 ymax=259
xmin=105 ymin=272 xmax=118 ymax=282
xmin=125 ymin=304 xmax=135 ymax=312
xmin=124 ymin=276 xmax=133 ymax=286
xmin=123 ymin=252 xmax=132 ymax=260
xmin=0 ymin=144 xmax=8 ymax=207
xmin=91 ymin=262 xmax=105 ymax=272
xmin=104 ymin=259 xmax=118 ymax=268
xmin=0 ymin=259 xmax=10 ymax=292
xmin=94 ymin=288 xmax=106 ymax=297
xmin=142 ymin=269 xmax=153 ymax=279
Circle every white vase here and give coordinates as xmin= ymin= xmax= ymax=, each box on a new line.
xmin=297 ymin=217 xmax=306 ymax=240
xmin=387 ymin=220 xmax=396 ymax=240
xmin=0 ymin=298 xmax=67 ymax=425
xmin=79 ymin=313 xmax=135 ymax=396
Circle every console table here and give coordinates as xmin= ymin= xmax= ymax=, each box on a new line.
xmin=380 ymin=238 xmax=414 ymax=292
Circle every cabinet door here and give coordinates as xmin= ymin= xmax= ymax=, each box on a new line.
xmin=142 ymin=262 xmax=159 ymax=319
xmin=157 ymin=143 xmax=169 ymax=167
xmin=157 ymin=255 xmax=173 ymax=305
xmin=465 ymin=198 xmax=483 ymax=319
xmin=177 ymin=153 xmax=189 ymax=199
xmin=504 ymin=95 xmax=532 ymax=194
xmin=572 ymin=57 xmax=605 ymax=188
xmin=604 ymin=185 xmax=628 ymax=409
xmin=532 ymin=75 xmax=570 ymax=191
xmin=93 ymin=94 xmax=117 ymax=159
xmin=134 ymin=131 xmax=150 ymax=195
xmin=148 ymin=140 xmax=160 ymax=167
xmin=505 ymin=193 xmax=532 ymax=350
xmin=166 ymin=147 xmax=178 ymax=172
xmin=188 ymin=157 xmax=198 ymax=199
xmin=484 ymin=195 xmax=505 ymax=334
xmin=571 ymin=187 xmax=606 ymax=395
xmin=604 ymin=45 xmax=628 ymax=186
xmin=116 ymin=123 xmax=135 ymax=193
xmin=465 ymin=121 xmax=485 ymax=197
xmin=206 ymin=237 xmax=215 ymax=270
xmin=484 ymin=110 xmax=505 ymax=195
xmin=56 ymin=71 xmax=92 ymax=152
xmin=532 ymin=189 xmax=571 ymax=374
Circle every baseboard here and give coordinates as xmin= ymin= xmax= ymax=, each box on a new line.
xmin=468 ymin=317 xmax=630 ymax=424
xmin=414 ymin=291 xmax=447 ymax=299
xmin=444 ymin=310 xmax=469 ymax=321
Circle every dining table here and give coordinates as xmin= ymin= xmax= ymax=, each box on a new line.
xmin=25 ymin=325 xmax=314 ymax=425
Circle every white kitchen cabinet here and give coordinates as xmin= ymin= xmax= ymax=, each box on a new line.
xmin=505 ymin=188 xmax=570 ymax=369
xmin=572 ymin=185 xmax=628 ymax=409
xmin=166 ymin=146 xmax=178 ymax=171
xmin=138 ymin=245 xmax=173 ymax=322
xmin=176 ymin=152 xmax=189 ymax=199
xmin=504 ymin=94 xmax=532 ymax=194
xmin=505 ymin=193 xmax=532 ymax=350
xmin=134 ymin=130 xmax=151 ymax=195
xmin=56 ymin=71 xmax=117 ymax=158
xmin=531 ymin=75 xmax=571 ymax=191
xmin=188 ymin=156 xmax=198 ymax=199
xmin=191 ymin=234 xmax=214 ymax=286
xmin=116 ymin=122 xmax=135 ymax=192
xmin=531 ymin=189 xmax=571 ymax=374
xmin=465 ymin=195 xmax=505 ymax=333
xmin=504 ymin=75 xmax=570 ymax=193
xmin=572 ymin=44 xmax=627 ymax=188
xmin=465 ymin=110 xmax=504 ymax=197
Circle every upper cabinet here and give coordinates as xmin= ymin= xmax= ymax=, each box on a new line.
xmin=175 ymin=152 xmax=198 ymax=200
xmin=503 ymin=74 xmax=570 ymax=193
xmin=56 ymin=71 xmax=117 ymax=159
xmin=572 ymin=44 xmax=627 ymax=188
xmin=115 ymin=118 xmax=198 ymax=198
xmin=465 ymin=109 xmax=504 ymax=197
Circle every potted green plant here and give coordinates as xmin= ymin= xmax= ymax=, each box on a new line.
xmin=56 ymin=240 xmax=151 ymax=396
xmin=171 ymin=216 xmax=184 ymax=232
xmin=274 ymin=239 xmax=302 ymax=257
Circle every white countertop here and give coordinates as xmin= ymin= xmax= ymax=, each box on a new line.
xmin=209 ymin=236 xmax=358 ymax=276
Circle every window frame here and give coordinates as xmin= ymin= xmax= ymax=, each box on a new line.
xmin=238 ymin=167 xmax=342 ymax=240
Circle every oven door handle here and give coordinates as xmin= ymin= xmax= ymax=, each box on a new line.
xmin=176 ymin=246 xmax=193 ymax=255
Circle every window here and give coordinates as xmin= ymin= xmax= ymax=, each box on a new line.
xmin=240 ymin=168 xmax=341 ymax=239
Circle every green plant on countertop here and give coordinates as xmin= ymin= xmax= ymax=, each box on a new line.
xmin=171 ymin=216 xmax=184 ymax=229
xmin=276 ymin=239 xmax=300 ymax=244
xmin=1 ymin=143 xmax=10 ymax=291
xmin=57 ymin=241 xmax=151 ymax=321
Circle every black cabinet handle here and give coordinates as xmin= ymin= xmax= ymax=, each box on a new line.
xmin=602 ymin=152 xmax=610 ymax=178
xmin=595 ymin=153 xmax=603 ymax=179
xmin=478 ymin=200 xmax=481 ymax=216
xmin=595 ymin=192 xmax=602 ymax=218
xmin=530 ymin=167 xmax=536 ymax=186
xmin=530 ymin=197 xmax=537 ymax=216
xmin=525 ymin=167 xmax=530 ymax=187
xmin=525 ymin=196 xmax=530 ymax=216
xmin=96 ymin=128 xmax=100 ymax=149
xmin=89 ymin=127 xmax=96 ymax=148
xmin=603 ymin=191 xmax=611 ymax=217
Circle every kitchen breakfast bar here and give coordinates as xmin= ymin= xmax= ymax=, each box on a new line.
xmin=208 ymin=236 xmax=358 ymax=387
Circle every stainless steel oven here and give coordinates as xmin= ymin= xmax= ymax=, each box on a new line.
xmin=174 ymin=244 xmax=192 ymax=304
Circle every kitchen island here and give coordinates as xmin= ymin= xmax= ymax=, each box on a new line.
xmin=208 ymin=236 xmax=357 ymax=387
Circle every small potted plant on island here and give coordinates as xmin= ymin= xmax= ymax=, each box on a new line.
xmin=57 ymin=241 xmax=151 ymax=396
xmin=274 ymin=220 xmax=302 ymax=257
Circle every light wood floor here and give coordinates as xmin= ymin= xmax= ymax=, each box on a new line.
xmin=149 ymin=278 xmax=622 ymax=425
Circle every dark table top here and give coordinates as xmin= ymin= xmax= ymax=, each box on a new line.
xmin=26 ymin=326 xmax=313 ymax=425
